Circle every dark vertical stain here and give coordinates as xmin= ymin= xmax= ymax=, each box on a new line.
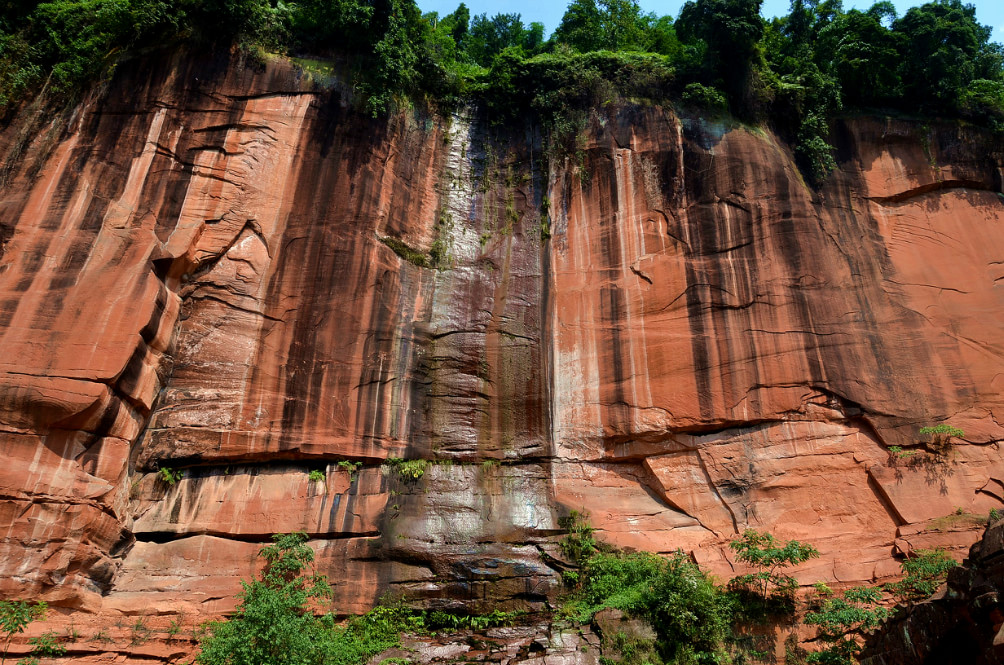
xmin=354 ymin=268 xmax=403 ymax=454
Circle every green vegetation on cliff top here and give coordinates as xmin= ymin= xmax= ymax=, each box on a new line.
xmin=1 ymin=0 xmax=1003 ymax=182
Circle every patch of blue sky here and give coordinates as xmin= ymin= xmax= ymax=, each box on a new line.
xmin=416 ymin=0 xmax=1003 ymax=44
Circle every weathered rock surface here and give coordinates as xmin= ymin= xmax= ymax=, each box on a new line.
xmin=384 ymin=623 xmax=601 ymax=665
xmin=0 ymin=49 xmax=1003 ymax=639
xmin=861 ymin=518 xmax=1004 ymax=664
xmin=1 ymin=615 xmax=600 ymax=665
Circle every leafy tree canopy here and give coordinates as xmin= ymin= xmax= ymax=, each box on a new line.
xmin=196 ymin=532 xmax=332 ymax=665
xmin=1 ymin=0 xmax=1002 ymax=180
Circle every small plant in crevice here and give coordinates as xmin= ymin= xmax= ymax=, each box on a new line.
xmin=429 ymin=207 xmax=453 ymax=270
xmin=558 ymin=509 xmax=598 ymax=567
xmin=425 ymin=608 xmax=524 ymax=631
xmin=307 ymin=469 xmax=329 ymax=496
xmin=379 ymin=226 xmax=450 ymax=271
xmin=379 ymin=236 xmax=431 ymax=269
xmin=130 ymin=617 xmax=153 ymax=646
xmin=538 ymin=194 xmax=552 ymax=240
xmin=0 ymin=600 xmax=47 ymax=665
xmin=560 ymin=569 xmax=580 ymax=588
xmin=920 ymin=424 xmax=966 ymax=438
xmin=89 ymin=629 xmax=113 ymax=644
xmin=385 ymin=458 xmax=428 ymax=481
xmin=158 ymin=467 xmax=184 ymax=486
xmin=337 ymin=460 xmax=362 ymax=479
xmin=919 ymin=423 xmax=965 ymax=454
xmin=923 ymin=509 xmax=988 ymax=534
xmin=886 ymin=445 xmax=918 ymax=462
xmin=167 ymin=617 xmax=183 ymax=641
xmin=574 ymin=148 xmax=591 ymax=187
xmin=28 ymin=630 xmax=65 ymax=657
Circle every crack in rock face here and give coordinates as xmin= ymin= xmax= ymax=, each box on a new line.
xmin=0 ymin=52 xmax=1002 ymax=633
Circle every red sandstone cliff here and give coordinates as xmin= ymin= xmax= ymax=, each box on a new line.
xmin=1 ymin=50 xmax=1003 ymax=645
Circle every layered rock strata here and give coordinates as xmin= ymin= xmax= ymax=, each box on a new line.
xmin=0 ymin=51 xmax=1003 ymax=624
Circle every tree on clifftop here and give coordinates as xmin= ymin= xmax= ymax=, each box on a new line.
xmin=894 ymin=0 xmax=1002 ymax=112
xmin=676 ymin=0 xmax=764 ymax=110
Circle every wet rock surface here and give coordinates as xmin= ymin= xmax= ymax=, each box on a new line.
xmin=0 ymin=49 xmax=1003 ymax=652
xmin=384 ymin=623 xmax=601 ymax=665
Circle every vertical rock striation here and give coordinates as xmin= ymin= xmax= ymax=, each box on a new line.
xmin=0 ymin=52 xmax=1002 ymax=621
xmin=549 ymin=107 xmax=1004 ymax=581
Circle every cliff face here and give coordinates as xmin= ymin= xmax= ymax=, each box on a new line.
xmin=1 ymin=51 xmax=1003 ymax=621
xmin=860 ymin=518 xmax=1004 ymax=665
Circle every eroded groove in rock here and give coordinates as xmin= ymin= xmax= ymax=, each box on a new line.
xmin=0 ymin=51 xmax=317 ymax=607
xmin=548 ymin=107 xmax=1004 ymax=582
xmin=0 ymin=51 xmax=1003 ymax=631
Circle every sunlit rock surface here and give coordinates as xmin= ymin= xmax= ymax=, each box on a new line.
xmin=1 ymin=51 xmax=1002 ymax=640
